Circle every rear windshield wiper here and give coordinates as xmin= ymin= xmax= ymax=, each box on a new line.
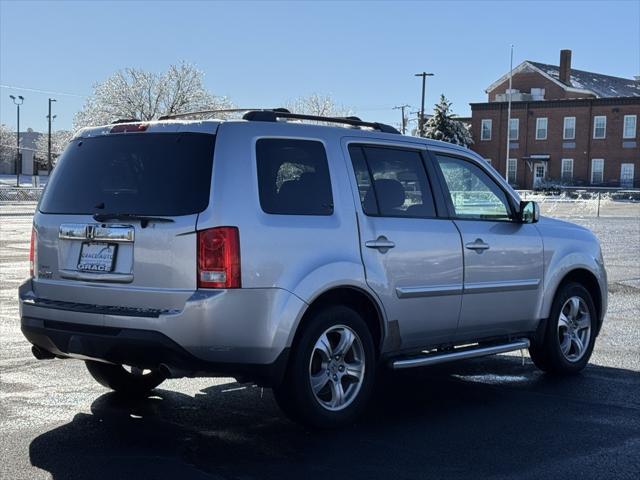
xmin=92 ymin=213 xmax=175 ymax=228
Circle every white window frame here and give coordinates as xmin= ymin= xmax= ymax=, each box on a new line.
xmin=593 ymin=116 xmax=606 ymax=139
xmin=480 ymin=119 xmax=492 ymax=141
xmin=620 ymin=163 xmax=635 ymax=188
xmin=509 ymin=118 xmax=519 ymax=141
xmin=563 ymin=117 xmax=576 ymax=140
xmin=561 ymin=158 xmax=574 ymax=182
xmin=623 ymin=115 xmax=637 ymax=139
xmin=506 ymin=158 xmax=517 ymax=185
xmin=591 ymin=158 xmax=604 ymax=184
xmin=535 ymin=117 xmax=548 ymax=140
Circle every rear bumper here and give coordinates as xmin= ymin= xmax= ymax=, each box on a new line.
xmin=21 ymin=317 xmax=289 ymax=386
xmin=19 ymin=279 xmax=306 ymax=385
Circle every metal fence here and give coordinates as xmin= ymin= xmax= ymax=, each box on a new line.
xmin=0 ymin=186 xmax=638 ymax=218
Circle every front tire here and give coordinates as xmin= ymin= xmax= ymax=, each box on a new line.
xmin=529 ymin=282 xmax=597 ymax=375
xmin=85 ymin=361 xmax=165 ymax=396
xmin=273 ymin=305 xmax=376 ymax=428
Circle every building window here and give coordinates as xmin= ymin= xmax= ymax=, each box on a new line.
xmin=591 ymin=159 xmax=604 ymax=184
xmin=561 ymin=159 xmax=574 ymax=183
xmin=563 ymin=117 xmax=576 ymax=140
xmin=593 ymin=116 xmax=606 ymax=139
xmin=623 ymin=115 xmax=637 ymax=139
xmin=620 ymin=164 xmax=635 ymax=188
xmin=535 ymin=118 xmax=548 ymax=140
xmin=480 ymin=119 xmax=492 ymax=141
xmin=531 ymin=88 xmax=545 ymax=100
xmin=506 ymin=158 xmax=517 ymax=185
xmin=509 ymin=118 xmax=519 ymax=141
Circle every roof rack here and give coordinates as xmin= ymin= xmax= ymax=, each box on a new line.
xmin=158 ymin=108 xmax=261 ymax=121
xmin=242 ymin=110 xmax=400 ymax=134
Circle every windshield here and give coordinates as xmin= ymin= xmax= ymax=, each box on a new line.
xmin=39 ymin=132 xmax=215 ymax=216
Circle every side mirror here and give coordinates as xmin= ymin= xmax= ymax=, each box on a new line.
xmin=519 ymin=200 xmax=540 ymax=223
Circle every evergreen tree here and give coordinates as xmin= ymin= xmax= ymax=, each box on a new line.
xmin=422 ymin=95 xmax=473 ymax=147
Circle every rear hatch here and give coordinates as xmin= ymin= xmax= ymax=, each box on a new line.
xmin=32 ymin=124 xmax=217 ymax=311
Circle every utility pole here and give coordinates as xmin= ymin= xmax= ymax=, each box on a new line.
xmin=47 ymin=98 xmax=57 ymax=174
xmin=414 ymin=72 xmax=434 ymax=137
xmin=9 ymin=95 xmax=24 ymax=187
xmin=393 ymin=104 xmax=410 ymax=135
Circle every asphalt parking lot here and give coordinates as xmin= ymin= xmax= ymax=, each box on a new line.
xmin=1 ymin=211 xmax=639 ymax=480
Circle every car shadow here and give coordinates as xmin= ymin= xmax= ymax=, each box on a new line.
xmin=29 ymin=356 xmax=640 ymax=480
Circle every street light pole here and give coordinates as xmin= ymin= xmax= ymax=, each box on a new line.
xmin=9 ymin=95 xmax=24 ymax=187
xmin=47 ymin=98 xmax=57 ymax=174
xmin=414 ymin=72 xmax=434 ymax=137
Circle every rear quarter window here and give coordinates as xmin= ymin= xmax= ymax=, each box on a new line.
xmin=256 ymin=138 xmax=333 ymax=215
xmin=39 ymin=133 xmax=215 ymax=216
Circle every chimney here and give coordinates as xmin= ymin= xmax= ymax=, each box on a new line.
xmin=559 ymin=49 xmax=572 ymax=85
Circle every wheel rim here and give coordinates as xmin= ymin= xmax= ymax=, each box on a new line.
xmin=308 ymin=325 xmax=365 ymax=412
xmin=557 ymin=296 xmax=591 ymax=362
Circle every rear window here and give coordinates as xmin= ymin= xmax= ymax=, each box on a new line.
xmin=39 ymin=133 xmax=215 ymax=216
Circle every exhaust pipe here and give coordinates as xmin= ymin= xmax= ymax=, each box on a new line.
xmin=31 ymin=345 xmax=55 ymax=360
xmin=158 ymin=363 xmax=191 ymax=379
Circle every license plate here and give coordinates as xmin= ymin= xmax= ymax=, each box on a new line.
xmin=78 ymin=243 xmax=117 ymax=272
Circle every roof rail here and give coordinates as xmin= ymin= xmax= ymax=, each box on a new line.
xmin=158 ymin=108 xmax=262 ymax=121
xmin=242 ymin=110 xmax=400 ymax=134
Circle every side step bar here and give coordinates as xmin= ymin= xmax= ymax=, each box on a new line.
xmin=391 ymin=338 xmax=530 ymax=370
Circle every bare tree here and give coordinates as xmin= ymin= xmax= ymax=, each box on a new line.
xmin=34 ymin=130 xmax=74 ymax=169
xmin=0 ymin=124 xmax=17 ymax=174
xmin=74 ymin=62 xmax=232 ymax=128
xmin=286 ymin=93 xmax=351 ymax=118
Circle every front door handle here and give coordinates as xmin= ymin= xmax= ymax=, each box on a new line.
xmin=365 ymin=236 xmax=395 ymax=252
xmin=465 ymin=238 xmax=490 ymax=252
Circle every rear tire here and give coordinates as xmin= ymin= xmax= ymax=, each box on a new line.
xmin=273 ymin=305 xmax=376 ymax=428
xmin=85 ymin=361 xmax=165 ymax=396
xmin=529 ymin=282 xmax=597 ymax=375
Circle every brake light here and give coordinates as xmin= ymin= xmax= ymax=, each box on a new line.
xmin=110 ymin=123 xmax=148 ymax=133
xmin=197 ymin=227 xmax=241 ymax=289
xmin=29 ymin=227 xmax=36 ymax=277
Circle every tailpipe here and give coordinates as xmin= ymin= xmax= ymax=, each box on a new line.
xmin=31 ymin=345 xmax=55 ymax=360
xmin=158 ymin=363 xmax=191 ymax=379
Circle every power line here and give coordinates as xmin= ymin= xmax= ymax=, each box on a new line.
xmin=0 ymin=84 xmax=86 ymax=98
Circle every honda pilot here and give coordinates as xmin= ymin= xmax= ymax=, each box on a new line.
xmin=20 ymin=109 xmax=607 ymax=427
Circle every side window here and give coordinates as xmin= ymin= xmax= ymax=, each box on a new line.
xmin=256 ymin=138 xmax=333 ymax=215
xmin=435 ymin=154 xmax=512 ymax=221
xmin=348 ymin=145 xmax=436 ymax=218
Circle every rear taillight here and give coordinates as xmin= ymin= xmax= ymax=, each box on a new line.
xmin=110 ymin=123 xmax=148 ymax=133
xmin=197 ymin=227 xmax=241 ymax=289
xmin=29 ymin=227 xmax=36 ymax=277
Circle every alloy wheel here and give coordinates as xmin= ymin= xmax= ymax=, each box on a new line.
xmin=557 ymin=296 xmax=591 ymax=362
xmin=308 ymin=325 xmax=365 ymax=411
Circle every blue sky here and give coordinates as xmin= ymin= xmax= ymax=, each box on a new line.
xmin=1 ymin=0 xmax=638 ymax=133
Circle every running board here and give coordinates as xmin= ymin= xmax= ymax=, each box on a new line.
xmin=391 ymin=338 xmax=530 ymax=370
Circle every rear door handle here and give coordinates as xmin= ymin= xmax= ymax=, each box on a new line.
xmin=465 ymin=238 xmax=490 ymax=252
xmin=365 ymin=236 xmax=395 ymax=252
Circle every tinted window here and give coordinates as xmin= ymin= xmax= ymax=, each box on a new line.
xmin=40 ymin=133 xmax=215 ymax=216
xmin=256 ymin=139 xmax=333 ymax=215
xmin=435 ymin=154 xmax=512 ymax=221
xmin=348 ymin=145 xmax=436 ymax=217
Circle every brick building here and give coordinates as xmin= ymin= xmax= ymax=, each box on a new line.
xmin=470 ymin=50 xmax=640 ymax=189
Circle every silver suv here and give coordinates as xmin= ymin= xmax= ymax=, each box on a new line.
xmin=20 ymin=110 xmax=607 ymax=428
